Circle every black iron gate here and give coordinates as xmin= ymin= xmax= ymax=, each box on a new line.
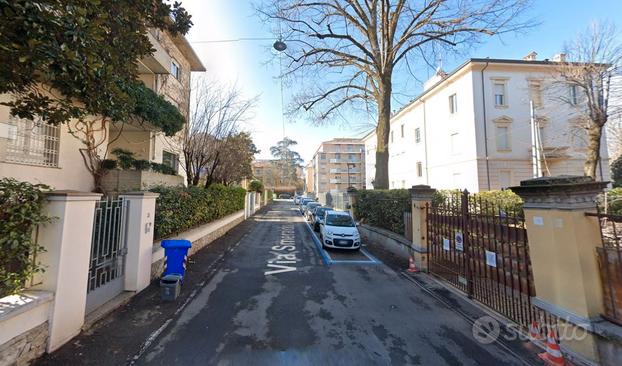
xmin=426 ymin=190 xmax=556 ymax=331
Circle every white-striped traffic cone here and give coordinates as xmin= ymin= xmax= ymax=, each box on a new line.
xmin=407 ymin=256 xmax=419 ymax=273
xmin=529 ymin=321 xmax=543 ymax=342
xmin=538 ymin=329 xmax=566 ymax=366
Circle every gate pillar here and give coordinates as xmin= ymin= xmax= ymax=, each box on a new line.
xmin=120 ymin=192 xmax=159 ymax=293
xmin=410 ymin=185 xmax=436 ymax=272
xmin=35 ymin=191 xmax=102 ymax=352
xmin=511 ymin=176 xmax=607 ymax=363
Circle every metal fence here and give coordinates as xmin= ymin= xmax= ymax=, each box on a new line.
xmin=589 ymin=211 xmax=622 ymax=325
xmin=426 ymin=190 xmax=557 ymax=332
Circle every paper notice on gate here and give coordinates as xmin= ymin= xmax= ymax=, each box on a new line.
xmin=485 ymin=250 xmax=497 ymax=267
xmin=443 ymin=238 xmax=450 ymax=251
xmin=455 ymin=232 xmax=463 ymax=251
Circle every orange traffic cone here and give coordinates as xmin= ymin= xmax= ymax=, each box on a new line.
xmin=538 ymin=329 xmax=566 ymax=366
xmin=529 ymin=321 xmax=542 ymax=342
xmin=407 ymin=256 xmax=419 ymax=273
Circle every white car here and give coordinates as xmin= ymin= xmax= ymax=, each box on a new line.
xmin=319 ymin=211 xmax=361 ymax=250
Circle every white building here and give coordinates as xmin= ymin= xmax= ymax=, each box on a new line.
xmin=365 ymin=55 xmax=610 ymax=192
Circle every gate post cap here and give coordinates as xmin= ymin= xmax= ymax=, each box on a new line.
xmin=410 ymin=185 xmax=436 ymax=201
xmin=510 ymin=175 xmax=608 ymax=210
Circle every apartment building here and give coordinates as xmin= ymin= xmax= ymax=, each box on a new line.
xmin=307 ymin=138 xmax=366 ymax=198
xmin=364 ymin=54 xmax=610 ymax=192
xmin=0 ymin=28 xmax=205 ymax=191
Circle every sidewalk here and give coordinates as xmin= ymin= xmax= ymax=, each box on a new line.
xmin=35 ymin=219 xmax=255 ymax=366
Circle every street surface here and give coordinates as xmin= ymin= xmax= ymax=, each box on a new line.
xmin=37 ymin=200 xmax=542 ymax=366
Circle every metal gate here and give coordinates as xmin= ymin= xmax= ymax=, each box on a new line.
xmin=426 ymin=190 xmax=556 ymax=331
xmin=86 ymin=197 xmax=128 ymax=314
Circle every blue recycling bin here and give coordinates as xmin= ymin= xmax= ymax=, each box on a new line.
xmin=161 ymin=239 xmax=192 ymax=279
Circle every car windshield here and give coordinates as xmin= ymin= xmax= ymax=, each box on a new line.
xmin=308 ymin=203 xmax=320 ymax=210
xmin=302 ymin=199 xmax=313 ymax=205
xmin=326 ymin=214 xmax=355 ymax=227
xmin=316 ymin=208 xmax=330 ymax=217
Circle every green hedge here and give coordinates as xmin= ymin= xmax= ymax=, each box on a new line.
xmin=433 ymin=189 xmax=523 ymax=214
xmin=354 ymin=189 xmax=411 ymax=235
xmin=150 ymin=184 xmax=246 ymax=240
xmin=1 ymin=178 xmax=51 ymax=297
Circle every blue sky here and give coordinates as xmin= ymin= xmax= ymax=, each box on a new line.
xmin=181 ymin=0 xmax=622 ymax=163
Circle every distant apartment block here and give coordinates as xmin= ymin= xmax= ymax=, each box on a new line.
xmin=306 ymin=138 xmax=366 ymax=198
xmin=364 ymin=54 xmax=610 ymax=192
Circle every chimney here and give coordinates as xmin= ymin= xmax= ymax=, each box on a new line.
xmin=553 ymin=53 xmax=567 ymax=62
xmin=523 ymin=51 xmax=538 ymax=61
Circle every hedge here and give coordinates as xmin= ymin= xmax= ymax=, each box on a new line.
xmin=1 ymin=178 xmax=51 ymax=297
xmin=354 ymin=189 xmax=411 ymax=235
xmin=434 ymin=189 xmax=523 ymax=214
xmin=150 ymin=184 xmax=246 ymax=240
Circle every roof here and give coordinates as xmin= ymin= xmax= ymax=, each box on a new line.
xmin=172 ymin=34 xmax=206 ymax=72
xmin=391 ymin=57 xmax=576 ymax=119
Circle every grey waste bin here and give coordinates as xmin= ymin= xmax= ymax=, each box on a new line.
xmin=160 ymin=274 xmax=182 ymax=301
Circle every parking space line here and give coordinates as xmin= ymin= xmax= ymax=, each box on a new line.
xmin=301 ymin=211 xmax=378 ymax=265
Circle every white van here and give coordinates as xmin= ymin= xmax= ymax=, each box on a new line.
xmin=319 ymin=211 xmax=361 ymax=250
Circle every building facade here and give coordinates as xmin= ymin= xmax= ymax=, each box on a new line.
xmin=307 ymin=138 xmax=366 ymax=198
xmin=0 ymin=28 xmax=205 ymax=191
xmin=364 ymin=55 xmax=610 ymax=192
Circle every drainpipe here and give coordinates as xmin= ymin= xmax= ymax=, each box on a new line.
xmin=423 ymin=100 xmax=430 ymax=185
xmin=480 ymin=60 xmax=491 ymax=190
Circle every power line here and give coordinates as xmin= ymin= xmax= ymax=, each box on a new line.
xmin=190 ymin=37 xmax=276 ymax=44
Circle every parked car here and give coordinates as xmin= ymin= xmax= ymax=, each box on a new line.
xmin=312 ymin=206 xmax=332 ymax=231
xmin=300 ymin=198 xmax=314 ymax=214
xmin=279 ymin=193 xmax=292 ymax=199
xmin=304 ymin=202 xmax=321 ymax=220
xmin=293 ymin=195 xmax=302 ymax=204
xmin=319 ymin=211 xmax=361 ymax=250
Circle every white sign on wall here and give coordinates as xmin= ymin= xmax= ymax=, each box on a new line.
xmin=455 ymin=232 xmax=464 ymax=251
xmin=485 ymin=250 xmax=497 ymax=267
xmin=443 ymin=238 xmax=450 ymax=251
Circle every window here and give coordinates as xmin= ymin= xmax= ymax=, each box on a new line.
xmin=415 ymin=128 xmax=421 ymax=143
xmin=320 ymin=153 xmax=326 ymax=160
xmin=4 ymin=117 xmax=60 ymax=167
xmin=529 ymin=80 xmax=542 ymax=107
xmin=496 ymin=125 xmax=510 ymax=151
xmin=449 ymin=94 xmax=458 ymax=114
xmin=171 ymin=59 xmax=181 ymax=80
xmin=416 ymin=162 xmax=423 ymax=177
xmin=450 ymin=133 xmax=459 ymax=154
xmin=162 ymin=151 xmax=179 ymax=172
xmin=400 ymin=124 xmax=404 ymax=138
xmin=569 ymin=85 xmax=578 ymax=105
xmin=335 ymin=153 xmax=341 ymax=159
xmin=494 ymin=82 xmax=506 ymax=107
xmin=390 ymin=131 xmax=394 ymax=143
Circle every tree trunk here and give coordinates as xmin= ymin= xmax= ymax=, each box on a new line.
xmin=584 ymin=123 xmax=604 ymax=179
xmin=373 ymin=75 xmax=392 ymax=189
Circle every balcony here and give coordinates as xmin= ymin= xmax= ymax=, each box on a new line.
xmin=329 ymin=159 xmax=361 ymax=164
xmin=139 ymin=31 xmax=172 ymax=75
xmin=529 ymin=146 xmax=571 ymax=160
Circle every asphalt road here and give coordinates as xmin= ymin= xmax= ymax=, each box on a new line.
xmin=131 ymin=200 xmax=538 ymax=366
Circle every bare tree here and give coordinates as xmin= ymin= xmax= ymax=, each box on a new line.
xmin=260 ymin=0 xmax=533 ymax=189
xmin=183 ymin=79 xmax=257 ymax=186
xmin=552 ymin=22 xmax=622 ymax=179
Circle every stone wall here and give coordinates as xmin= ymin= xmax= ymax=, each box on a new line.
xmin=150 ymin=211 xmax=245 ymax=279
xmin=0 ymin=322 xmax=48 ymax=366
xmin=358 ymin=224 xmax=413 ymax=263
